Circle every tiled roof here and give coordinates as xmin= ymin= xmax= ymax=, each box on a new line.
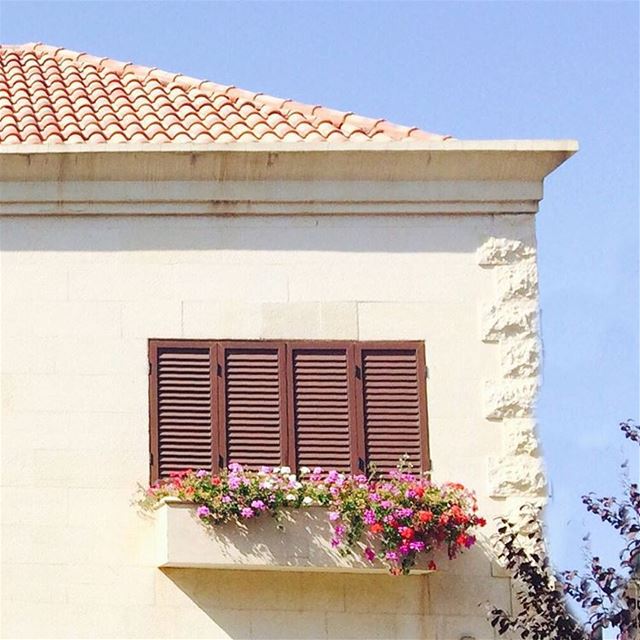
xmin=0 ymin=43 xmax=451 ymax=145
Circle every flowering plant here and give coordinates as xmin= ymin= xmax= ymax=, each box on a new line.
xmin=139 ymin=463 xmax=485 ymax=575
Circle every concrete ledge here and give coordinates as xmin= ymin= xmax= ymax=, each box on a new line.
xmin=155 ymin=501 xmax=431 ymax=574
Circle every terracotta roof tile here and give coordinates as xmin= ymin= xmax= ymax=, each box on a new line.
xmin=0 ymin=43 xmax=452 ymax=146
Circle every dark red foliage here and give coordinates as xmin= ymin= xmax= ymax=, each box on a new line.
xmin=488 ymin=421 xmax=640 ymax=640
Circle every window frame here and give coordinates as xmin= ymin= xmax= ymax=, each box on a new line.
xmin=148 ymin=339 xmax=430 ymax=482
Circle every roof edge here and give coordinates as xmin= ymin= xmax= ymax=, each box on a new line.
xmin=0 ymin=139 xmax=579 ymax=155
xmin=0 ymin=139 xmax=578 ymax=185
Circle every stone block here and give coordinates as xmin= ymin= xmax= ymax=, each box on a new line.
xmin=477 ymin=238 xmax=535 ymax=266
xmin=261 ymin=302 xmax=358 ymax=339
xmin=52 ymin=337 xmax=146 ymax=375
xmin=182 ymin=301 xmax=263 ymax=338
xmin=0 ymin=486 xmax=68 ymax=525
xmin=481 ymin=301 xmax=538 ymax=343
xmin=1 ymin=563 xmax=68 ymax=604
xmin=289 ymin=261 xmax=484 ymax=304
xmin=68 ymin=263 xmax=175 ymax=300
xmin=64 ymin=566 xmax=156 ymax=606
xmin=488 ymin=455 xmax=546 ymax=497
xmin=0 ymin=336 xmax=56 ymax=374
xmin=249 ymin=610 xmax=328 ymax=639
xmin=2 ymin=300 xmax=122 ymax=338
xmin=343 ymin=573 xmax=427 ymax=615
xmin=121 ymin=299 xmax=182 ymax=338
xmin=502 ymin=420 xmax=539 ymax=456
xmin=484 ymin=379 xmax=538 ymax=420
xmin=495 ymin=261 xmax=538 ymax=302
xmin=326 ymin=612 xmax=396 ymax=639
xmin=427 ymin=574 xmax=511 ymax=616
xmin=1 ymin=264 xmax=69 ymax=300
xmin=499 ymin=337 xmax=539 ymax=378
xmin=173 ymin=263 xmax=288 ymax=302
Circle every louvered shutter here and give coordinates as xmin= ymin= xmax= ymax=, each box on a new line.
xmin=150 ymin=343 xmax=216 ymax=479
xmin=288 ymin=344 xmax=357 ymax=473
xmin=219 ymin=343 xmax=287 ymax=468
xmin=358 ymin=344 xmax=428 ymax=476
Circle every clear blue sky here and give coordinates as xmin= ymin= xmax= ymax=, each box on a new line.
xmin=2 ymin=1 xmax=638 ymax=574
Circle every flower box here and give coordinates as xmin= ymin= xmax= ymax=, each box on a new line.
xmin=155 ymin=499 xmax=433 ymax=573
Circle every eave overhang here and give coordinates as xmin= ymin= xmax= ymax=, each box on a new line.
xmin=0 ymin=139 xmax=578 ymax=216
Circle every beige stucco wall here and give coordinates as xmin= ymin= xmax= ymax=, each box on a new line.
xmin=1 ymin=212 xmax=542 ymax=639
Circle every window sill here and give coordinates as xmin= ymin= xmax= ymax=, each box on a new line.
xmin=154 ymin=499 xmax=432 ymax=574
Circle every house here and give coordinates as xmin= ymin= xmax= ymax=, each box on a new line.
xmin=0 ymin=43 xmax=577 ymax=639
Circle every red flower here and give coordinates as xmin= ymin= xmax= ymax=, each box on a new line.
xmin=427 ymin=560 xmax=437 ymax=571
xmin=412 ymin=485 xmax=425 ymax=498
xmin=399 ymin=526 xmax=415 ymax=540
xmin=476 ymin=517 xmax=486 ymax=527
xmin=439 ymin=513 xmax=450 ymax=526
xmin=450 ymin=505 xmax=468 ymax=524
xmin=211 ymin=477 xmax=221 ymax=486
xmin=417 ymin=510 xmax=433 ymax=523
xmin=369 ymin=523 xmax=384 ymax=534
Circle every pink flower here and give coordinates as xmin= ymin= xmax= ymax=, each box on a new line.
xmin=196 ymin=506 xmax=210 ymax=518
xmin=222 ymin=495 xmax=232 ymax=504
xmin=331 ymin=538 xmax=340 ymax=548
xmin=228 ymin=476 xmax=241 ymax=490
xmin=312 ymin=467 xmax=324 ymax=475
xmin=241 ymin=507 xmax=254 ymax=518
xmin=364 ymin=547 xmax=376 ymax=562
xmin=385 ymin=551 xmax=398 ymax=561
xmin=251 ymin=500 xmax=266 ymax=511
xmin=409 ymin=541 xmax=425 ymax=552
xmin=328 ymin=511 xmax=340 ymax=522
xmin=196 ymin=469 xmax=209 ymax=478
xmin=228 ymin=462 xmax=243 ymax=472
xmin=326 ymin=470 xmax=339 ymax=483
xmin=363 ymin=509 xmax=377 ymax=525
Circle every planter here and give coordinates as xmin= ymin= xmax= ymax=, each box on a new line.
xmin=154 ymin=500 xmax=432 ymax=573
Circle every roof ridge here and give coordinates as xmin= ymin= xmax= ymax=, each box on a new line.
xmin=0 ymin=43 xmax=451 ymax=145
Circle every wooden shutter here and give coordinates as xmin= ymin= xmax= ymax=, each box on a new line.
xmin=150 ymin=342 xmax=216 ymax=480
xmin=219 ymin=342 xmax=287 ymax=468
xmin=288 ymin=344 xmax=357 ymax=473
xmin=358 ymin=343 xmax=429 ymax=476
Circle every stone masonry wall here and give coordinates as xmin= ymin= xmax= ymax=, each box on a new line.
xmin=1 ymin=213 xmax=543 ymax=639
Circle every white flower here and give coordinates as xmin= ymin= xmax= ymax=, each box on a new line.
xmin=279 ymin=466 xmax=291 ymax=475
xmin=285 ymin=493 xmax=297 ymax=501
xmin=302 ymin=496 xmax=314 ymax=506
xmin=293 ymin=481 xmax=303 ymax=489
xmin=299 ymin=466 xmax=311 ymax=475
xmin=287 ymin=474 xmax=297 ymax=483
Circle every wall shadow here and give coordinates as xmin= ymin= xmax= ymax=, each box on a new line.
xmin=0 ymin=215 xmax=490 ymax=254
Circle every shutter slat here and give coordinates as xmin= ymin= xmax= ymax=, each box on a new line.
xmin=292 ymin=347 xmax=354 ymax=472
xmin=155 ymin=346 xmax=213 ymax=478
xmin=361 ymin=347 xmax=426 ymax=477
xmin=223 ymin=346 xmax=285 ymax=468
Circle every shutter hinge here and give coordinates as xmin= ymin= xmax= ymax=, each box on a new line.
xmin=149 ymin=452 xmax=154 ymax=466
xmin=425 ymin=365 xmax=429 ymax=379
xmin=355 ymin=365 xmax=362 ymax=379
xmin=219 ymin=455 xmax=225 ymax=468
xmin=148 ymin=361 xmax=153 ymax=376
xmin=358 ymin=457 xmax=365 ymax=472
xmin=217 ymin=364 xmax=222 ymax=377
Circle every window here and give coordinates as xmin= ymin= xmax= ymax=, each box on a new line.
xmin=149 ymin=340 xmax=429 ymax=480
